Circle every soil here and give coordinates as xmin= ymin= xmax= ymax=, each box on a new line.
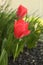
xmin=8 ymin=41 xmax=43 ymax=65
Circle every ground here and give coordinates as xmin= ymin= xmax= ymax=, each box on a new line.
xmin=8 ymin=41 xmax=43 ymax=65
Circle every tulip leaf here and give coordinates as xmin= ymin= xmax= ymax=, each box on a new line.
xmin=0 ymin=49 xmax=8 ymax=65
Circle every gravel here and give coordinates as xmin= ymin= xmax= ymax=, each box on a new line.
xmin=8 ymin=41 xmax=43 ymax=65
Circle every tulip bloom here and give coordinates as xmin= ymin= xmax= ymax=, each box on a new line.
xmin=16 ymin=5 xmax=27 ymax=18
xmin=14 ymin=19 xmax=30 ymax=38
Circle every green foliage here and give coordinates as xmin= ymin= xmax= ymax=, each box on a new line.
xmin=26 ymin=17 xmax=42 ymax=48
xmin=0 ymin=3 xmax=16 ymax=53
xmin=0 ymin=49 xmax=8 ymax=65
xmin=23 ymin=16 xmax=43 ymax=48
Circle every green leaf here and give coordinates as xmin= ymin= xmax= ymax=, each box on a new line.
xmin=13 ymin=38 xmax=25 ymax=60
xmin=0 ymin=49 xmax=8 ymax=65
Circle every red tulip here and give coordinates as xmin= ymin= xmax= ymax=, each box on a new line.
xmin=14 ymin=19 xmax=30 ymax=38
xmin=16 ymin=5 xmax=27 ymax=18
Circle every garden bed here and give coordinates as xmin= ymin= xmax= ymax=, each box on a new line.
xmin=8 ymin=41 xmax=43 ymax=65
